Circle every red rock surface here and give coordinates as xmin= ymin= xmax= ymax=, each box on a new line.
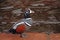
xmin=0 ymin=32 xmax=60 ymax=40
xmin=0 ymin=32 xmax=47 ymax=40
xmin=50 ymin=33 xmax=60 ymax=40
